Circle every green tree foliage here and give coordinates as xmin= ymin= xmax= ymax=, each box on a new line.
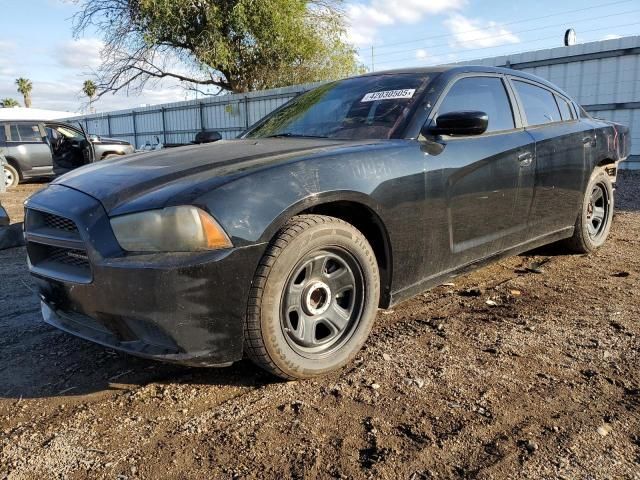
xmin=1 ymin=98 xmax=20 ymax=108
xmin=74 ymin=0 xmax=362 ymax=96
xmin=83 ymin=79 xmax=97 ymax=111
xmin=15 ymin=78 xmax=32 ymax=108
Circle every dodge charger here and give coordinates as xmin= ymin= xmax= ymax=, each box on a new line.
xmin=24 ymin=66 xmax=631 ymax=379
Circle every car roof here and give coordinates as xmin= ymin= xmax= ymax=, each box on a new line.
xmin=0 ymin=120 xmax=75 ymax=126
xmin=355 ymin=65 xmax=572 ymax=98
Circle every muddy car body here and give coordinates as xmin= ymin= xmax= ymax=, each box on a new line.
xmin=24 ymin=66 xmax=630 ymax=379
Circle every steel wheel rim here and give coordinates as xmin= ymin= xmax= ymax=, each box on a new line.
xmin=586 ymin=182 xmax=609 ymax=240
xmin=280 ymin=247 xmax=365 ymax=358
xmin=4 ymin=167 xmax=14 ymax=187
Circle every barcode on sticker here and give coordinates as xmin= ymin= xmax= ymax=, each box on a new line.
xmin=361 ymin=89 xmax=416 ymax=102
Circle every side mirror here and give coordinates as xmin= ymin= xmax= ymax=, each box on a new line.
xmin=89 ymin=134 xmax=100 ymax=143
xmin=193 ymin=130 xmax=222 ymax=144
xmin=423 ymin=111 xmax=489 ymax=137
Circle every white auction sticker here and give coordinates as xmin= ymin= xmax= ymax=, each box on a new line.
xmin=361 ymin=89 xmax=416 ymax=102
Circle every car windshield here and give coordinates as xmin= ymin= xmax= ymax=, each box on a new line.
xmin=245 ymin=73 xmax=431 ymax=140
xmin=56 ymin=126 xmax=84 ymax=140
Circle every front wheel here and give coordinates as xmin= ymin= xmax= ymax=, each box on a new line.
xmin=564 ymin=169 xmax=614 ymax=253
xmin=3 ymin=163 xmax=20 ymax=188
xmin=244 ymin=215 xmax=380 ymax=379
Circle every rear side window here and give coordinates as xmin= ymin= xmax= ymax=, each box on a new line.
xmin=0 ymin=125 xmax=5 ymax=142
xmin=437 ymin=77 xmax=515 ymax=132
xmin=555 ymin=95 xmax=574 ymax=121
xmin=513 ymin=81 xmax=561 ymax=126
xmin=10 ymin=123 xmax=42 ymax=142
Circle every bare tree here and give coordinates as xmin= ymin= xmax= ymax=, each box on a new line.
xmin=73 ymin=0 xmax=359 ymax=99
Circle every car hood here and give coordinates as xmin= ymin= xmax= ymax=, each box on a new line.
xmin=55 ymin=138 xmax=381 ymax=215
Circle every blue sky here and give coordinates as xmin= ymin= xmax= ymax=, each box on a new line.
xmin=0 ymin=0 xmax=638 ymax=113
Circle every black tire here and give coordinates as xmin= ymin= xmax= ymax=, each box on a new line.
xmin=564 ymin=169 xmax=614 ymax=253
xmin=244 ymin=214 xmax=380 ymax=380
xmin=3 ymin=163 xmax=20 ymax=188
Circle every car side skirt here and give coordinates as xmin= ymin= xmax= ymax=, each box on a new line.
xmin=389 ymin=226 xmax=574 ymax=307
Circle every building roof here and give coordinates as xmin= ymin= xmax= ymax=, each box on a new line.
xmin=0 ymin=107 xmax=80 ymax=121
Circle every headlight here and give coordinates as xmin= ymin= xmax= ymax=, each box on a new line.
xmin=110 ymin=206 xmax=232 ymax=252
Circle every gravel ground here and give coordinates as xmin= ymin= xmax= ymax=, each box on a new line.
xmin=0 ymin=172 xmax=639 ymax=479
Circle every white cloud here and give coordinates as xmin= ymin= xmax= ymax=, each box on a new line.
xmin=0 ymin=71 xmax=205 ymax=114
xmin=444 ymin=14 xmax=519 ymax=49
xmin=347 ymin=0 xmax=466 ymax=46
xmin=415 ymin=49 xmax=428 ymax=60
xmin=58 ymin=38 xmax=105 ymax=70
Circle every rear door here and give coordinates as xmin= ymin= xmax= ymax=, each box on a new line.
xmin=509 ymin=79 xmax=591 ymax=236
xmin=424 ymin=74 xmax=536 ymax=273
xmin=7 ymin=122 xmax=53 ymax=173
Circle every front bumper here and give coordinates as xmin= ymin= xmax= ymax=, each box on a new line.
xmin=26 ymin=185 xmax=266 ymax=367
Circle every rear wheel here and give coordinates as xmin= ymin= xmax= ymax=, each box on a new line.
xmin=244 ymin=215 xmax=380 ymax=379
xmin=564 ymin=169 xmax=614 ymax=253
xmin=3 ymin=163 xmax=19 ymax=188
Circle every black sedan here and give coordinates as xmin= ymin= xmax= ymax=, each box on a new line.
xmin=24 ymin=66 xmax=630 ymax=379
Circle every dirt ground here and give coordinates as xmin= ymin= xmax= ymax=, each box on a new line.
xmin=0 ymin=173 xmax=639 ymax=480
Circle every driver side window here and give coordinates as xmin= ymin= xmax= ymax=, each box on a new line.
xmin=438 ymin=77 xmax=515 ymax=133
xmin=45 ymin=126 xmax=61 ymax=142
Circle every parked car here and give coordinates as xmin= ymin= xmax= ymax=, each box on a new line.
xmin=137 ymin=130 xmax=223 ymax=152
xmin=24 ymin=66 xmax=630 ymax=379
xmin=1 ymin=121 xmax=134 ymax=188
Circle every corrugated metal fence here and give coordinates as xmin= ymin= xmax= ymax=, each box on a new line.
xmin=460 ymin=35 xmax=640 ymax=169
xmin=63 ymin=82 xmax=322 ymax=148
xmin=63 ymin=35 xmax=639 ymax=168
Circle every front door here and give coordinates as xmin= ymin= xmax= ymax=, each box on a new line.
xmin=423 ymin=75 xmax=535 ymax=274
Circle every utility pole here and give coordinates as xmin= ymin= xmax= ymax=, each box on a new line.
xmin=371 ymin=46 xmax=374 ymax=72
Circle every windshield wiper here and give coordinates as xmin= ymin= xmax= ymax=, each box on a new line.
xmin=263 ymin=133 xmax=329 ymax=139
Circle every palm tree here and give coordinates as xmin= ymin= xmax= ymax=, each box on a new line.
xmin=1 ymin=98 xmax=20 ymax=108
xmin=83 ymin=80 xmax=97 ymax=113
xmin=15 ymin=78 xmax=33 ymax=108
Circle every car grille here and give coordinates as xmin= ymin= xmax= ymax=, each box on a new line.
xmin=41 ymin=212 xmax=78 ymax=233
xmin=25 ymin=209 xmax=92 ymax=283
xmin=43 ymin=246 xmax=90 ymax=268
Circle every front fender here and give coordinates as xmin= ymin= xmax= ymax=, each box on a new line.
xmin=256 ymin=190 xmax=384 ymax=244
xmin=196 ymin=142 xmax=427 ymax=297
xmin=198 ymin=154 xmax=399 ymax=247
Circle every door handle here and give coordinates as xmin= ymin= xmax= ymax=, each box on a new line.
xmin=518 ymin=152 xmax=533 ymax=167
xmin=583 ymin=136 xmax=595 ymax=147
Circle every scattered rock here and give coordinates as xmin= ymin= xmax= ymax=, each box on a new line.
xmin=382 ymin=353 xmax=392 ymax=362
xmin=611 ymin=271 xmax=630 ymax=278
xmin=460 ymin=288 xmax=482 ymax=297
xmin=526 ymin=266 xmax=545 ymax=274
xmin=403 ymin=377 xmax=426 ymax=388
xmin=597 ymin=424 xmax=612 ymax=437
xmin=520 ymin=439 xmax=539 ymax=453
